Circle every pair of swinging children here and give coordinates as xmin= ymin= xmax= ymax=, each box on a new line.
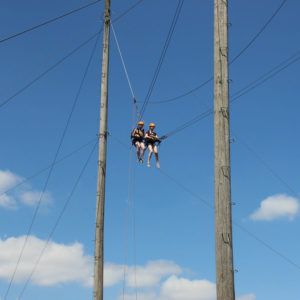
xmin=131 ymin=121 xmax=161 ymax=168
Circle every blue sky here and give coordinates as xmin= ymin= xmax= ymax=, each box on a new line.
xmin=0 ymin=0 xmax=300 ymax=299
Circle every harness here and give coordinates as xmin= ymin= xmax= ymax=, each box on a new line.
xmin=131 ymin=128 xmax=145 ymax=144
xmin=145 ymin=130 xmax=160 ymax=145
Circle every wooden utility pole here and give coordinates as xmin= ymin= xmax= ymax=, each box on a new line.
xmin=94 ymin=1 xmax=110 ymax=300
xmin=214 ymin=0 xmax=235 ymax=299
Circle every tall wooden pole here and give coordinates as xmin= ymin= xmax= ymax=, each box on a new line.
xmin=94 ymin=1 xmax=110 ymax=299
xmin=214 ymin=0 xmax=235 ymax=299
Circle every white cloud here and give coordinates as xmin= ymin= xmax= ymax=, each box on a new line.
xmin=123 ymin=288 xmax=255 ymax=300
xmin=20 ymin=191 xmax=52 ymax=207
xmin=0 ymin=235 xmax=93 ymax=287
xmin=0 ymin=194 xmax=17 ymax=209
xmin=0 ymin=237 xmax=255 ymax=300
xmin=127 ymin=260 xmax=181 ymax=288
xmin=250 ymin=194 xmax=300 ymax=221
xmin=0 ymin=170 xmax=21 ymax=191
xmin=160 ymin=276 xmax=216 ymax=300
xmin=120 ymin=271 xmax=216 ymax=300
xmin=104 ymin=260 xmax=181 ymax=288
xmin=0 ymin=238 xmax=180 ymax=289
xmin=0 ymin=169 xmax=52 ymax=210
xmin=237 ymin=294 xmax=256 ymax=300
xmin=0 ymin=170 xmax=21 ymax=209
xmin=104 ymin=263 xmax=125 ymax=287
xmin=122 ymin=292 xmax=157 ymax=300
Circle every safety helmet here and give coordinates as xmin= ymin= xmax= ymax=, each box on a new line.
xmin=137 ymin=121 xmax=144 ymax=126
xmin=149 ymin=122 xmax=156 ymax=128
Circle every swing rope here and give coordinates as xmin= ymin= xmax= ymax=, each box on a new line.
xmin=111 ymin=21 xmax=141 ymax=120
xmin=111 ymin=21 xmax=139 ymax=300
